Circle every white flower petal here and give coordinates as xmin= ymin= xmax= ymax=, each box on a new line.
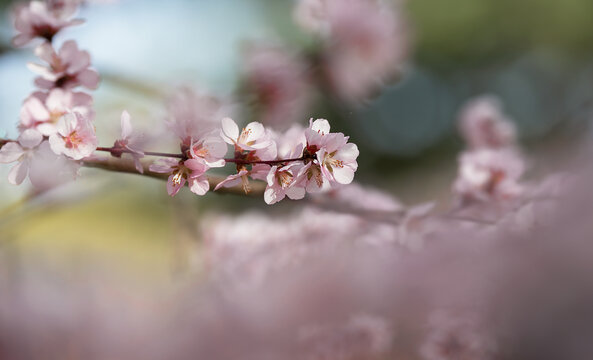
xmin=221 ymin=117 xmax=239 ymax=144
xmin=332 ymin=165 xmax=356 ymax=185
xmin=189 ymin=176 xmax=210 ymax=196
xmin=310 ymin=118 xmax=330 ymax=134
xmin=120 ymin=110 xmax=132 ymax=139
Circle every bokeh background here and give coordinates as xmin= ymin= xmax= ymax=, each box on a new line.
xmin=0 ymin=0 xmax=592 ymax=274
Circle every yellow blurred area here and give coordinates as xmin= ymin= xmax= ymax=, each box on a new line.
xmin=0 ymin=174 xmax=203 ymax=280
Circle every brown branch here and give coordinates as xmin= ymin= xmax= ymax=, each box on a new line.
xmin=82 ymin=156 xmax=266 ymax=196
xmin=95 ymin=146 xmax=307 ymax=165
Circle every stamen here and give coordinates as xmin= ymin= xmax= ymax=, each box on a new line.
xmin=172 ymin=171 xmax=184 ymax=185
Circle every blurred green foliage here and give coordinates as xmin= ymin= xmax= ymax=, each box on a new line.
xmin=409 ymin=0 xmax=593 ymax=70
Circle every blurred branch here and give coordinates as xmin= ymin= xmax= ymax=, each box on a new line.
xmin=82 ymin=156 xmax=266 ymax=196
xmin=100 ymin=71 xmax=168 ymax=99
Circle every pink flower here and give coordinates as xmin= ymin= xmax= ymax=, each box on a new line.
xmin=242 ymin=45 xmax=311 ymax=130
xmin=189 ymin=130 xmax=227 ymax=168
xmin=48 ymin=111 xmax=97 ymax=160
xmin=262 ymin=125 xmax=309 ymax=204
xmin=297 ymin=118 xmax=359 ymax=191
xmin=458 ymin=95 xmax=517 ymax=149
xmin=19 ymin=88 xmax=93 ymax=135
xmin=27 ymin=40 xmax=100 ymax=90
xmin=149 ymin=158 xmax=210 ymax=197
xmin=0 ymin=129 xmax=43 ymax=185
xmin=294 ymin=0 xmax=409 ymax=101
xmin=220 ymin=117 xmax=274 ymax=152
xmin=112 ymin=110 xmax=144 ymax=173
xmin=264 ymin=163 xmax=306 ymax=204
xmin=218 ymin=118 xmax=277 ymax=194
xmin=12 ymin=0 xmax=83 ymax=47
xmin=453 ymin=149 xmax=525 ymax=203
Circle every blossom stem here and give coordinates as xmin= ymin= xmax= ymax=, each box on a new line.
xmin=224 ymin=157 xmax=306 ymax=165
xmin=95 ymin=146 xmax=307 ymax=165
xmin=95 ymin=146 xmax=185 ymax=159
xmin=82 ymin=156 xmax=266 ymax=196
xmin=0 ymin=139 xmax=8 ymax=149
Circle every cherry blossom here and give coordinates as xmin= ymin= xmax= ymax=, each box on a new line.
xmin=264 ymin=163 xmax=306 ymax=204
xmin=220 ymin=117 xmax=274 ymax=152
xmin=453 ymin=149 xmax=525 ymax=203
xmin=149 ymin=158 xmax=210 ymax=197
xmin=48 ymin=111 xmax=97 ymax=160
xmin=297 ymin=118 xmax=359 ymax=191
xmin=218 ymin=117 xmax=277 ymax=193
xmin=0 ymin=129 xmax=43 ymax=185
xmin=19 ymin=88 xmax=93 ymax=135
xmin=12 ymin=0 xmax=83 ymax=47
xmin=28 ymin=40 xmax=100 ymax=90
xmin=294 ymin=0 xmax=409 ymax=101
xmin=112 ymin=110 xmax=144 ymax=173
xmin=459 ymin=96 xmax=517 ymax=150
xmin=189 ymin=130 xmax=227 ymax=168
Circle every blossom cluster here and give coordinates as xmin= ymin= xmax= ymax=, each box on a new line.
xmin=453 ymin=95 xmax=526 ymax=207
xmin=150 ymin=117 xmax=359 ymax=204
xmin=0 ymin=0 xmax=360 ymax=205
xmin=0 ymin=1 xmax=589 ymax=360
xmin=1 ymin=1 xmax=98 ymax=188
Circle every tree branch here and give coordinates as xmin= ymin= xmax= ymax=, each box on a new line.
xmin=82 ymin=156 xmax=266 ymax=196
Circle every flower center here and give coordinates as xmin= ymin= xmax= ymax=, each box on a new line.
xmin=238 ymin=128 xmax=253 ymax=144
xmin=276 ymin=170 xmax=293 ymax=188
xmin=64 ymin=131 xmax=83 ymax=149
xmin=49 ymin=110 xmax=64 ymax=124
xmin=172 ymin=170 xmax=184 ymax=185
xmin=192 ymin=143 xmax=209 ymax=158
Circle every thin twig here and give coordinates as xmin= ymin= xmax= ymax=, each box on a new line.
xmin=95 ymin=146 xmax=307 ymax=165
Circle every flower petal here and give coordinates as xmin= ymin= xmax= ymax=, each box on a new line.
xmin=8 ymin=160 xmax=28 ymax=185
xmin=332 ymin=165 xmax=355 ymax=185
xmin=167 ymin=174 xmax=185 ymax=196
xmin=0 ymin=143 xmax=25 ymax=163
xmin=18 ymin=129 xmax=43 ymax=149
xmin=221 ymin=117 xmax=239 ymax=144
xmin=120 ymin=110 xmax=132 ymax=139
xmin=77 ymin=69 xmax=100 ymax=90
xmin=189 ymin=176 xmax=210 ymax=195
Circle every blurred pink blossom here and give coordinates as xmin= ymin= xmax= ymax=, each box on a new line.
xmin=458 ymin=95 xmax=517 ymax=150
xmin=242 ymin=45 xmax=311 ymax=130
xmin=166 ymin=87 xmax=231 ymax=145
xmin=453 ymin=149 xmax=525 ymax=204
xmin=12 ymin=0 xmax=83 ymax=47
xmin=295 ymin=0 xmax=410 ymax=101
xmin=28 ymin=40 xmax=100 ymax=90
xmin=0 ymin=129 xmax=43 ymax=185
xmin=19 ymin=88 xmax=93 ymax=135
